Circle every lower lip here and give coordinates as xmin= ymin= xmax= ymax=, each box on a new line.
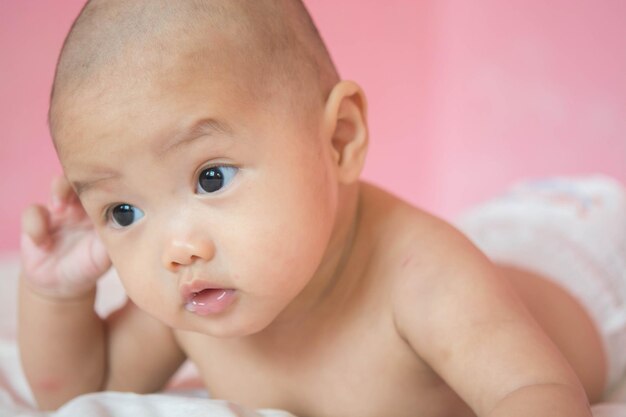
xmin=185 ymin=289 xmax=236 ymax=315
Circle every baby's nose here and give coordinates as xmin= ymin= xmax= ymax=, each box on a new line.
xmin=162 ymin=236 xmax=215 ymax=272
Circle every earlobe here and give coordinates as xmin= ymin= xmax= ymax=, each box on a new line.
xmin=322 ymin=80 xmax=369 ymax=184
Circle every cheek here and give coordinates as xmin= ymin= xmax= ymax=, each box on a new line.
xmin=103 ymin=237 xmax=171 ymax=311
xmin=230 ymin=162 xmax=337 ymax=290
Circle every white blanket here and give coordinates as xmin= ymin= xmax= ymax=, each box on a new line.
xmin=1 ymin=254 xmax=624 ymax=417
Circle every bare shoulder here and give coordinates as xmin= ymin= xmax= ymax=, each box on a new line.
xmin=360 ymin=182 xmax=582 ymax=415
xmin=357 ymin=181 xmax=477 ymax=281
xmin=357 ymin=181 xmax=496 ymax=324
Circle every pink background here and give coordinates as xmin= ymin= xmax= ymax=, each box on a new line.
xmin=1 ymin=1 xmax=625 ymax=253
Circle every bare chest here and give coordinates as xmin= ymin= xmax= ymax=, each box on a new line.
xmin=176 ymin=311 xmax=474 ymax=417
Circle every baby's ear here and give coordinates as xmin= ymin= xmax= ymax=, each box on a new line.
xmin=322 ymin=80 xmax=368 ymax=184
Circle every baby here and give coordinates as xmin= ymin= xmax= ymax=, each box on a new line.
xmin=17 ymin=1 xmax=625 ymax=416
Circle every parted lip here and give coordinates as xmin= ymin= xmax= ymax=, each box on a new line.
xmin=180 ymin=280 xmax=229 ymax=303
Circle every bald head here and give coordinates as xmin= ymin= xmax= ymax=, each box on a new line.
xmin=50 ymin=0 xmax=339 ymax=134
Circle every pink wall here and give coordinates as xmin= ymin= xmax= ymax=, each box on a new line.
xmin=1 ymin=1 xmax=624 ymax=252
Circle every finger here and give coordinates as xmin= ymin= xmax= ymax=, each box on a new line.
xmin=50 ymin=175 xmax=75 ymax=210
xmin=21 ymin=204 xmax=52 ymax=247
xmin=89 ymin=232 xmax=112 ymax=274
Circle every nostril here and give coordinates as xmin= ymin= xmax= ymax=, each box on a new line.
xmin=169 ymin=255 xmax=198 ymax=270
xmin=163 ymin=238 xmax=215 ymax=270
xmin=167 ymin=261 xmax=181 ymax=271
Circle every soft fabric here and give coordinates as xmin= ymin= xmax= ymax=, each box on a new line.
xmin=457 ymin=175 xmax=626 ymax=391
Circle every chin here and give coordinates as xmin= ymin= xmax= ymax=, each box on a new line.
xmin=180 ymin=311 xmax=275 ymax=339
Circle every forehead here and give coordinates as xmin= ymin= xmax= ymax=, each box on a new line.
xmin=53 ymin=46 xmax=277 ymax=164
xmin=52 ymin=17 xmax=282 ymax=132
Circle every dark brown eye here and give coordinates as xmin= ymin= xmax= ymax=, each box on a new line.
xmin=197 ymin=166 xmax=237 ymax=194
xmin=110 ymin=204 xmax=144 ymax=227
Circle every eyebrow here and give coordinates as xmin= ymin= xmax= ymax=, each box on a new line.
xmin=72 ymin=172 xmax=120 ymax=197
xmin=72 ymin=118 xmax=231 ymax=196
xmin=156 ymin=117 xmax=232 ymax=156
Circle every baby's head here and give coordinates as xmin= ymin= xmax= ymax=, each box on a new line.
xmin=50 ymin=0 xmax=369 ymax=336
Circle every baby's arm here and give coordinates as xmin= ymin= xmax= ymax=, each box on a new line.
xmin=18 ymin=177 xmax=186 ymax=410
xmin=392 ymin=225 xmax=592 ymax=417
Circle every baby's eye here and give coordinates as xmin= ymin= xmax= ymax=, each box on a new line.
xmin=196 ymin=165 xmax=238 ymax=194
xmin=107 ymin=204 xmax=144 ymax=228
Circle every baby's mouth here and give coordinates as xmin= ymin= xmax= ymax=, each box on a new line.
xmin=183 ymin=288 xmax=236 ymax=315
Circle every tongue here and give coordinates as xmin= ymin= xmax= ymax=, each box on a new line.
xmin=186 ymin=289 xmax=236 ymax=315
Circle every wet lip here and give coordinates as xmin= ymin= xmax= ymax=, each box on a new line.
xmin=179 ymin=280 xmax=237 ymax=315
xmin=180 ymin=280 xmax=224 ymax=302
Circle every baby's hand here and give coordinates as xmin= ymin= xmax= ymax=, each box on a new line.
xmin=20 ymin=176 xmax=111 ymax=299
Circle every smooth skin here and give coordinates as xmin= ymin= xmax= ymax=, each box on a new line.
xmin=20 ymin=75 xmax=605 ymax=417
xmin=19 ymin=1 xmax=606 ymax=416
